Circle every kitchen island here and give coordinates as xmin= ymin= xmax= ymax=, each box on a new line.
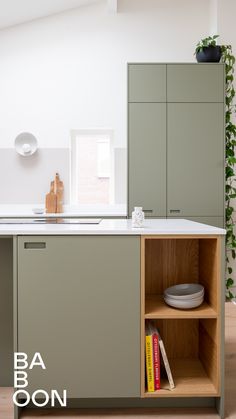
xmin=0 ymin=219 xmax=226 ymax=418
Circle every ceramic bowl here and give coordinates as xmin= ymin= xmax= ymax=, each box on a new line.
xmin=164 ymin=283 xmax=204 ymax=300
xmin=164 ymin=295 xmax=204 ymax=309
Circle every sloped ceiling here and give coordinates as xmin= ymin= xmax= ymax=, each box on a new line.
xmin=0 ymin=0 xmax=101 ymax=30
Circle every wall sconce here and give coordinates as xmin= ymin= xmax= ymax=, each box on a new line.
xmin=14 ymin=132 xmax=38 ymax=156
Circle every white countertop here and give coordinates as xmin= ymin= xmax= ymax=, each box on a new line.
xmin=0 ymin=218 xmax=226 ymax=236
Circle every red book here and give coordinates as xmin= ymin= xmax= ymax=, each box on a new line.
xmin=152 ymin=333 xmax=160 ymax=390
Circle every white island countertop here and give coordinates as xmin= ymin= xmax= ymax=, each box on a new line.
xmin=0 ymin=218 xmax=226 ymax=236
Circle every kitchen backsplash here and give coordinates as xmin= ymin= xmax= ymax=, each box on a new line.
xmin=0 ymin=147 xmax=127 ymax=207
xmin=0 ymin=148 xmax=69 ymax=204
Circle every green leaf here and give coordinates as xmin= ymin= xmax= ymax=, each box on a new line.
xmin=228 ymin=267 xmax=233 ymax=274
xmin=226 ymin=207 xmax=234 ymax=218
xmin=226 ymin=166 xmax=234 ymax=178
xmin=229 ymin=291 xmax=235 ymax=299
xmin=226 ymin=278 xmax=234 ymax=288
xmin=227 ymin=149 xmax=234 ymax=156
xmin=228 ymin=157 xmax=236 ymax=164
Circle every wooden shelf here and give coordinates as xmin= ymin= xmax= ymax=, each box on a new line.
xmin=143 ymin=358 xmax=218 ymax=397
xmin=141 ymin=236 xmax=221 ymax=400
xmin=145 ymin=295 xmax=218 ymax=319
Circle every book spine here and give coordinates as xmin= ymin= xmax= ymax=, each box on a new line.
xmin=159 ymin=338 xmax=175 ymax=390
xmin=152 ymin=333 xmax=160 ymax=390
xmin=145 ymin=335 xmax=155 ymax=392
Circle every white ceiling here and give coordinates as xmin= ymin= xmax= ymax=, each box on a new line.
xmin=0 ymin=0 xmax=101 ymax=30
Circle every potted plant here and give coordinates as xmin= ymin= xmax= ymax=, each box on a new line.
xmin=195 ymin=35 xmax=221 ymax=62
xmin=194 ymin=36 xmax=236 ymax=299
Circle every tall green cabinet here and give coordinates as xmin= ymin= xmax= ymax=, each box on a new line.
xmin=128 ymin=63 xmax=225 ymax=228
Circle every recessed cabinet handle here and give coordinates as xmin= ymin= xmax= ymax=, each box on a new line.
xmin=170 ymin=209 xmax=181 ymax=214
xmin=24 ymin=242 xmax=46 ymax=249
xmin=143 ymin=209 xmax=153 ymax=213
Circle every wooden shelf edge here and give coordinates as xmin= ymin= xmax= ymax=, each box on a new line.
xmin=145 ymin=295 xmax=218 ymax=319
xmin=142 ymin=358 xmax=220 ymax=398
xmin=143 ymin=389 xmax=220 ymax=398
xmin=142 ymin=234 xmax=221 ymax=240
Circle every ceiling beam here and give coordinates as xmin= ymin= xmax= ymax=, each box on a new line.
xmin=107 ymin=0 xmax=118 ymax=13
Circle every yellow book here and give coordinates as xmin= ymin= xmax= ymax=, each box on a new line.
xmin=145 ymin=335 xmax=155 ymax=392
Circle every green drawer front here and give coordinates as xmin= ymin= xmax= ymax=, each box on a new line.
xmin=167 ymin=64 xmax=224 ymax=102
xmin=128 ymin=64 xmax=166 ymax=102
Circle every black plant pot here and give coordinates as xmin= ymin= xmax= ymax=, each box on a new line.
xmin=196 ymin=45 xmax=221 ymax=63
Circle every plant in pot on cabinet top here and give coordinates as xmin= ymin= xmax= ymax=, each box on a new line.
xmin=195 ymin=36 xmax=236 ymax=300
xmin=195 ymin=35 xmax=221 ymax=62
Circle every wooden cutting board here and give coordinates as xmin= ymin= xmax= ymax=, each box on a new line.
xmin=45 ymin=173 xmax=64 ymax=213
xmin=45 ymin=188 xmax=57 ymax=213
xmin=51 ymin=173 xmax=64 ymax=213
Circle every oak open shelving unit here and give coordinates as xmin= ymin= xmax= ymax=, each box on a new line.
xmin=141 ymin=235 xmax=222 ymax=398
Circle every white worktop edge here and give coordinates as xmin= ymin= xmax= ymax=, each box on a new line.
xmin=0 ymin=219 xmax=226 ymax=236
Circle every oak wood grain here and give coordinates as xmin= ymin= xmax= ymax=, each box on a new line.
xmin=145 ymin=239 xmax=199 ymax=296
xmin=145 ymin=295 xmax=217 ymax=319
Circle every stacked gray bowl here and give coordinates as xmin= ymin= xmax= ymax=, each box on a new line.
xmin=164 ymin=283 xmax=204 ymax=309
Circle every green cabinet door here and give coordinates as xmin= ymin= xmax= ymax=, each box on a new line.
xmin=128 ymin=64 xmax=166 ymax=102
xmin=17 ymin=236 xmax=140 ymax=398
xmin=167 ymin=64 xmax=224 ymax=102
xmin=168 ymin=216 xmax=225 ymax=228
xmin=128 ymin=103 xmax=166 ymax=217
xmin=167 ymin=103 xmax=224 ymax=217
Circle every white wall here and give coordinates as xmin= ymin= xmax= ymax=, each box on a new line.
xmin=0 ymin=0 xmax=236 ymax=207
xmin=217 ymin=0 xmax=236 ymax=49
xmin=0 ymin=0 xmax=211 ymax=150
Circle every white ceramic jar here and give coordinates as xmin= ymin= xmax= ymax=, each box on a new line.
xmin=132 ymin=207 xmax=145 ymax=228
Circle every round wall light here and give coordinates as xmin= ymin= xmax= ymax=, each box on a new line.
xmin=14 ymin=132 xmax=38 ymax=156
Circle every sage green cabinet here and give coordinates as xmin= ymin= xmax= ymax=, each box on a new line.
xmin=167 ymin=103 xmax=224 ymax=217
xmin=128 ymin=103 xmax=166 ymax=217
xmin=167 ymin=64 xmax=224 ymax=102
xmin=170 ymin=217 xmax=224 ymax=228
xmin=0 ymin=238 xmax=13 ymax=386
xmin=17 ymin=235 xmax=140 ymax=398
xmin=128 ymin=64 xmax=166 ymax=102
xmin=128 ymin=63 xmax=225 ymax=225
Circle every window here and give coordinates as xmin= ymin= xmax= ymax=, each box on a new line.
xmin=70 ymin=130 xmax=114 ymax=206
xmin=97 ymin=139 xmax=110 ymax=178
